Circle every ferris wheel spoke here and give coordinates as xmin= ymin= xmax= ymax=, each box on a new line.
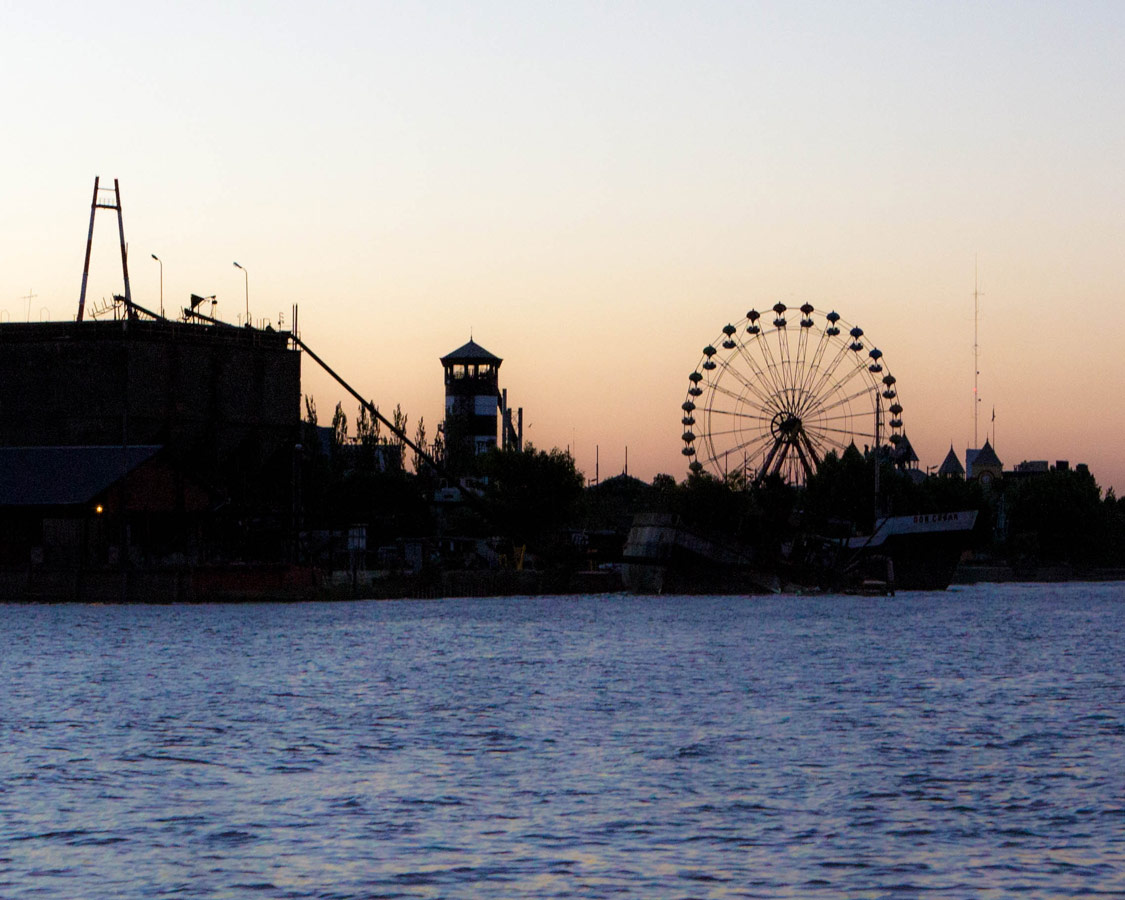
xmin=733 ymin=443 xmax=778 ymax=470
xmin=806 ymin=417 xmax=869 ymax=435
xmin=802 ymin=339 xmax=856 ymax=411
xmin=805 ymin=359 xmax=871 ymax=416
xmin=708 ymin=424 xmax=776 ymax=449
xmin=749 ymin=331 xmax=790 ymax=401
xmin=781 ymin=327 xmax=803 ymax=412
xmin=711 ymin=356 xmax=781 ymax=411
xmin=813 ymin=410 xmax=872 ymax=423
xmin=806 ymin=437 xmax=850 ymax=464
xmin=730 ymin=340 xmax=789 ymax=410
xmin=810 ymin=383 xmax=879 ymax=419
xmin=797 ymin=329 xmax=835 ymax=405
xmin=711 ymin=440 xmax=777 ymax=475
xmin=707 ymin=376 xmax=778 ymax=416
xmin=814 ymin=421 xmax=879 ymax=440
xmin=705 ymin=408 xmax=775 ymax=427
xmin=703 ymin=426 xmax=769 ymax=444
xmin=728 ymin=434 xmax=779 ymax=464
xmin=804 ymin=426 xmax=852 ymax=454
xmin=832 ymin=356 xmax=877 ymax=395
xmin=812 ymin=424 xmax=877 ymax=441
xmin=794 ymin=382 xmax=830 ymax=419
xmin=748 ymin=342 xmax=790 ymax=405
xmin=706 ymin=405 xmax=778 ymax=423
xmin=774 ymin=325 xmax=795 ymax=406
xmin=805 ymin=368 xmax=878 ymax=418
xmin=713 ymin=342 xmax=780 ymax=404
xmin=792 ymin=324 xmax=815 ymax=410
xmin=790 ymin=330 xmax=810 ymax=410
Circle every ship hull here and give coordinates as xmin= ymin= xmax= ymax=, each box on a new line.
xmin=622 ymin=511 xmax=978 ymax=595
xmin=838 ymin=511 xmax=978 ymax=592
xmin=621 ymin=514 xmax=779 ymax=594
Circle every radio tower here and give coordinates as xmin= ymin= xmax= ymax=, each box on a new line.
xmin=972 ymin=258 xmax=983 ymax=448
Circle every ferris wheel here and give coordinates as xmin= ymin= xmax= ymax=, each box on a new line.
xmin=681 ymin=303 xmax=904 ymax=485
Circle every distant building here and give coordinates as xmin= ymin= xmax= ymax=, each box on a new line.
xmin=0 ymin=320 xmax=299 ymax=471
xmin=966 ymin=439 xmax=1003 ymax=486
xmin=0 ymin=319 xmax=301 ymax=566
xmin=0 ymin=445 xmax=211 ymax=569
xmin=1008 ymin=459 xmax=1089 ymax=481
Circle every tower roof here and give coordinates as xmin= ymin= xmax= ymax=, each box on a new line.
xmin=895 ymin=432 xmax=919 ymax=465
xmin=973 ymin=438 xmax=1002 ymax=469
xmin=937 ymin=444 xmax=965 ymax=476
xmin=440 ymin=339 xmax=502 ymax=365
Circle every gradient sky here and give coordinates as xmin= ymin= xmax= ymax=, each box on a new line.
xmin=3 ymin=1 xmax=1123 ymax=493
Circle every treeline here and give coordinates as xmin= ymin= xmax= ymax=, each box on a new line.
xmin=800 ymin=446 xmax=1125 ymax=568
xmin=298 ymin=399 xmax=1125 ymax=570
xmin=578 ymin=447 xmax=1125 ymax=570
xmin=1003 ymin=468 xmax=1124 ymax=567
xmin=298 ymin=398 xmax=586 ymax=559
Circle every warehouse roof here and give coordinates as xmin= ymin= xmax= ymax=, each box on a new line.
xmin=0 ymin=445 xmax=161 ymax=506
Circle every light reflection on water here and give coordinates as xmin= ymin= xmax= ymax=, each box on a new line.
xmin=1 ymin=583 xmax=1124 ymax=898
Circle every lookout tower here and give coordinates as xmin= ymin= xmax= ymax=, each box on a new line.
xmin=441 ymin=339 xmax=502 ymax=466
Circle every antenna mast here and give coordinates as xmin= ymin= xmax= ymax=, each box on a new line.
xmin=972 ymin=258 xmax=983 ymax=448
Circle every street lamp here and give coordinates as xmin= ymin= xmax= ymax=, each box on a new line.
xmin=233 ymin=261 xmax=249 ymax=326
xmin=151 ymin=254 xmax=163 ymax=317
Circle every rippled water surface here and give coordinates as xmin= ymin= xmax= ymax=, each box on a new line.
xmin=2 ymin=583 xmax=1125 ymax=898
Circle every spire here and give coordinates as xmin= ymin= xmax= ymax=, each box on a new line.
xmin=895 ymin=431 xmax=919 ymax=466
xmin=974 ymin=438 xmax=1002 ymax=469
xmin=937 ymin=444 xmax=965 ymax=477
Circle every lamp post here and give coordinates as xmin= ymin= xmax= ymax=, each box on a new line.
xmin=233 ymin=261 xmax=249 ymax=326
xmin=151 ymin=254 xmax=163 ymax=317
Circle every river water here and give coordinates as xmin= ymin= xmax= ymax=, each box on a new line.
xmin=2 ymin=582 xmax=1124 ymax=898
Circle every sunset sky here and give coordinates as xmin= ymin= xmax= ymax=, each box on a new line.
xmin=2 ymin=1 xmax=1123 ymax=493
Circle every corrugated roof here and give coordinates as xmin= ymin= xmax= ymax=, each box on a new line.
xmin=0 ymin=446 xmax=161 ymax=506
xmin=440 ymin=339 xmax=502 ymax=364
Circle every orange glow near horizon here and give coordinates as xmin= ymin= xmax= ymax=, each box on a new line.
xmin=1 ymin=3 xmax=1123 ymax=494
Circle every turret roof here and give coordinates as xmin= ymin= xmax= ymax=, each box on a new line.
xmin=972 ymin=438 xmax=1002 ymax=469
xmin=895 ymin=432 xmax=919 ymax=464
xmin=937 ymin=444 xmax=965 ymax=476
xmin=440 ymin=339 xmax=502 ymax=364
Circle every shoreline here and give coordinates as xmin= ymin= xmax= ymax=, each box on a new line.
xmin=3 ymin=563 xmax=1124 ymax=602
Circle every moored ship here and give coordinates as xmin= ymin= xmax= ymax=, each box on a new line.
xmin=622 ymin=509 xmax=978 ymax=594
